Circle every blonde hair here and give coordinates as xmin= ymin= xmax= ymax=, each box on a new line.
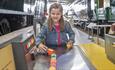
xmin=47 ymin=3 xmax=64 ymax=31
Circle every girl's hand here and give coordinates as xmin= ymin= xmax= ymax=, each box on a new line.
xmin=66 ymin=40 xmax=73 ymax=49
xmin=37 ymin=43 xmax=48 ymax=53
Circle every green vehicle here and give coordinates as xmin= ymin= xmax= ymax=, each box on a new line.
xmin=92 ymin=0 xmax=115 ymax=23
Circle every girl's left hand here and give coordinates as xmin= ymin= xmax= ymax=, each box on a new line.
xmin=66 ymin=40 xmax=73 ymax=49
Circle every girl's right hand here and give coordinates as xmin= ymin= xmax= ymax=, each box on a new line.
xmin=37 ymin=43 xmax=48 ymax=53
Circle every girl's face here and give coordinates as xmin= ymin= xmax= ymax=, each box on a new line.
xmin=50 ymin=8 xmax=62 ymax=23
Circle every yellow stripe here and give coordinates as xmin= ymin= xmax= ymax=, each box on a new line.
xmin=79 ymin=43 xmax=115 ymax=70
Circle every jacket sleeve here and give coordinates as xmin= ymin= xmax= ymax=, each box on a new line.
xmin=36 ymin=24 xmax=47 ymax=46
xmin=65 ymin=21 xmax=75 ymax=43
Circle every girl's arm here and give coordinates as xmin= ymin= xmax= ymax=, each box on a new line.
xmin=36 ymin=24 xmax=48 ymax=53
xmin=65 ymin=21 xmax=75 ymax=49
xmin=65 ymin=21 xmax=75 ymax=43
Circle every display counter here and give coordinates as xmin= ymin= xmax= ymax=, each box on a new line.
xmin=105 ymin=34 xmax=115 ymax=63
xmin=11 ymin=30 xmax=35 ymax=70
xmin=0 ymin=26 xmax=34 ymax=70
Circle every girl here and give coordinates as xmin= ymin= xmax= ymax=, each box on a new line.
xmin=36 ymin=3 xmax=75 ymax=53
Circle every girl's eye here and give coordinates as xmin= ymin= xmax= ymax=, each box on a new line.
xmin=52 ymin=13 xmax=55 ymax=15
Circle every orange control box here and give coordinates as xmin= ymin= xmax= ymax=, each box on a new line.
xmin=47 ymin=48 xmax=55 ymax=56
